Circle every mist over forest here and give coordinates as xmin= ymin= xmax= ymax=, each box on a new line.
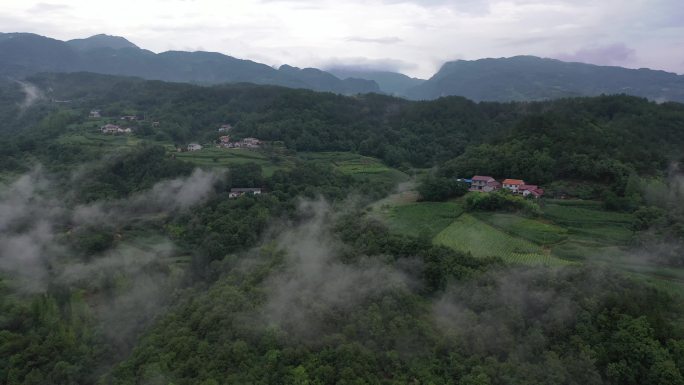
xmin=0 ymin=70 xmax=681 ymax=385
xmin=2 ymin=1 xmax=684 ymax=380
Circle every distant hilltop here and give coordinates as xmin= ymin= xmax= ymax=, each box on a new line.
xmin=1 ymin=32 xmax=684 ymax=103
xmin=403 ymin=55 xmax=684 ymax=102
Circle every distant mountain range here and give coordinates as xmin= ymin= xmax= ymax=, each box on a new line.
xmin=0 ymin=32 xmax=378 ymax=95
xmin=2 ymin=32 xmax=684 ymax=103
xmin=326 ymin=68 xmax=426 ymax=97
xmin=404 ymin=56 xmax=684 ymax=102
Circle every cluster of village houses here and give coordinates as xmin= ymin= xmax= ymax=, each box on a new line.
xmin=100 ymin=123 xmax=132 ymax=134
xmin=465 ymin=176 xmax=545 ymax=198
xmin=183 ymin=124 xmax=262 ymax=152
xmin=217 ymin=136 xmax=261 ymax=149
xmin=92 ymin=113 xmax=261 ymax=150
xmin=93 ymin=110 xmax=148 ymax=135
xmin=215 ymin=123 xmax=262 ymax=149
xmin=183 ymin=137 xmax=261 ymax=152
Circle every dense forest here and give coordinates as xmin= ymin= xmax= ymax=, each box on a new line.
xmin=0 ymin=73 xmax=683 ymax=384
xmin=11 ymin=73 xmax=684 ymax=175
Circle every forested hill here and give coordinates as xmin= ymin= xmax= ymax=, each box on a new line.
xmin=19 ymin=72 xmax=684 ymax=177
xmin=404 ymin=56 xmax=684 ymax=102
xmin=0 ymin=32 xmax=379 ymax=95
xmin=1 ymin=72 xmax=684 ymax=384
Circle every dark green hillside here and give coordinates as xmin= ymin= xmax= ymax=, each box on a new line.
xmin=6 ymin=72 xmax=684 ymax=187
xmin=439 ymin=95 xmax=684 ymax=199
xmin=109 ymin=244 xmax=684 ymax=384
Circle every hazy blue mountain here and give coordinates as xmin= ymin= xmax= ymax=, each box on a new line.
xmin=278 ymin=65 xmax=380 ymax=94
xmin=67 ymin=34 xmax=139 ymax=50
xmin=0 ymin=33 xmax=79 ymax=76
xmin=5 ymin=32 xmax=684 ymax=102
xmin=327 ymin=68 xmax=425 ymax=96
xmin=405 ymin=56 xmax=684 ymax=102
xmin=0 ymin=32 xmax=376 ymax=94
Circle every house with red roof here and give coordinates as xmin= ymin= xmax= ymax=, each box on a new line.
xmin=469 ymin=175 xmax=544 ymax=197
xmin=519 ymin=185 xmax=544 ymax=198
xmin=502 ymin=178 xmax=525 ymax=193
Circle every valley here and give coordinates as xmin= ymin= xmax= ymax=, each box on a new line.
xmin=0 ymin=72 xmax=683 ymax=385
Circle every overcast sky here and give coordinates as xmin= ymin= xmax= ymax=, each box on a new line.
xmin=1 ymin=0 xmax=683 ymax=78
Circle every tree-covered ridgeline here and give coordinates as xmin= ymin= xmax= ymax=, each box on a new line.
xmin=7 ymin=73 xmax=682 ymax=176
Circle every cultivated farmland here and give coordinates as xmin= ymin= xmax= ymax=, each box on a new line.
xmin=385 ymin=202 xmax=464 ymax=238
xmin=433 ymin=213 xmax=572 ymax=266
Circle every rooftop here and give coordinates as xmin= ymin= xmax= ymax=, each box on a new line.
xmin=503 ymin=179 xmax=525 ymax=185
xmin=472 ymin=175 xmax=495 ymax=181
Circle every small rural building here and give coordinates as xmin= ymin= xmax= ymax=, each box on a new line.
xmin=229 ymin=188 xmax=262 ymax=199
xmin=470 ymin=176 xmax=500 ymax=192
xmin=101 ymin=124 xmax=132 ymax=134
xmin=89 ymin=110 xmax=101 ymax=118
xmin=218 ymin=124 xmax=233 ymax=132
xmin=242 ymin=138 xmax=261 ymax=148
xmin=502 ymin=179 xmax=525 ymax=193
xmin=187 ymin=143 xmax=203 ymax=151
xmin=219 ymin=137 xmax=262 ymax=149
xmin=519 ymin=185 xmax=544 ymax=198
xmin=101 ymin=124 xmax=119 ymax=133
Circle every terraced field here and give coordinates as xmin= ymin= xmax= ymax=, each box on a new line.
xmin=299 ymin=152 xmax=409 ymax=185
xmin=380 ymin=194 xmax=684 ymax=293
xmin=174 ymin=147 xmax=287 ymax=176
xmin=433 ymin=214 xmax=572 ymax=266
xmin=58 ymin=131 xmax=147 ymax=149
xmin=385 ymin=202 xmax=464 ymax=238
xmin=543 ymin=201 xmax=633 ymax=240
xmin=474 ymin=212 xmax=568 ymax=245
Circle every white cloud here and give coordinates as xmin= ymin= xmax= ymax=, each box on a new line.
xmin=0 ymin=0 xmax=682 ymax=77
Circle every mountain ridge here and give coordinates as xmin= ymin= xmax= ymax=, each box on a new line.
xmin=0 ymin=32 xmax=377 ymax=95
xmin=67 ymin=34 xmax=139 ymax=50
xmin=405 ymin=55 xmax=684 ymax=102
xmin=2 ymin=32 xmax=684 ymax=102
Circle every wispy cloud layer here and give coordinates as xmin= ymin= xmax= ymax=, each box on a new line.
xmin=0 ymin=0 xmax=682 ymax=77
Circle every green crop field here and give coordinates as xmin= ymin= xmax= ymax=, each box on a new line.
xmin=551 ymin=240 xmax=628 ymax=260
xmin=542 ymin=200 xmax=634 ymax=244
xmin=299 ymin=152 xmax=409 ymax=185
xmin=174 ymin=147 xmax=289 ymax=177
xmin=543 ymin=201 xmax=633 ymax=224
xmin=473 ymin=212 xmax=568 ymax=245
xmin=384 ymin=202 xmax=464 ymax=238
xmin=58 ymin=131 xmax=147 ymax=149
xmin=433 ymin=214 xmax=572 ymax=266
